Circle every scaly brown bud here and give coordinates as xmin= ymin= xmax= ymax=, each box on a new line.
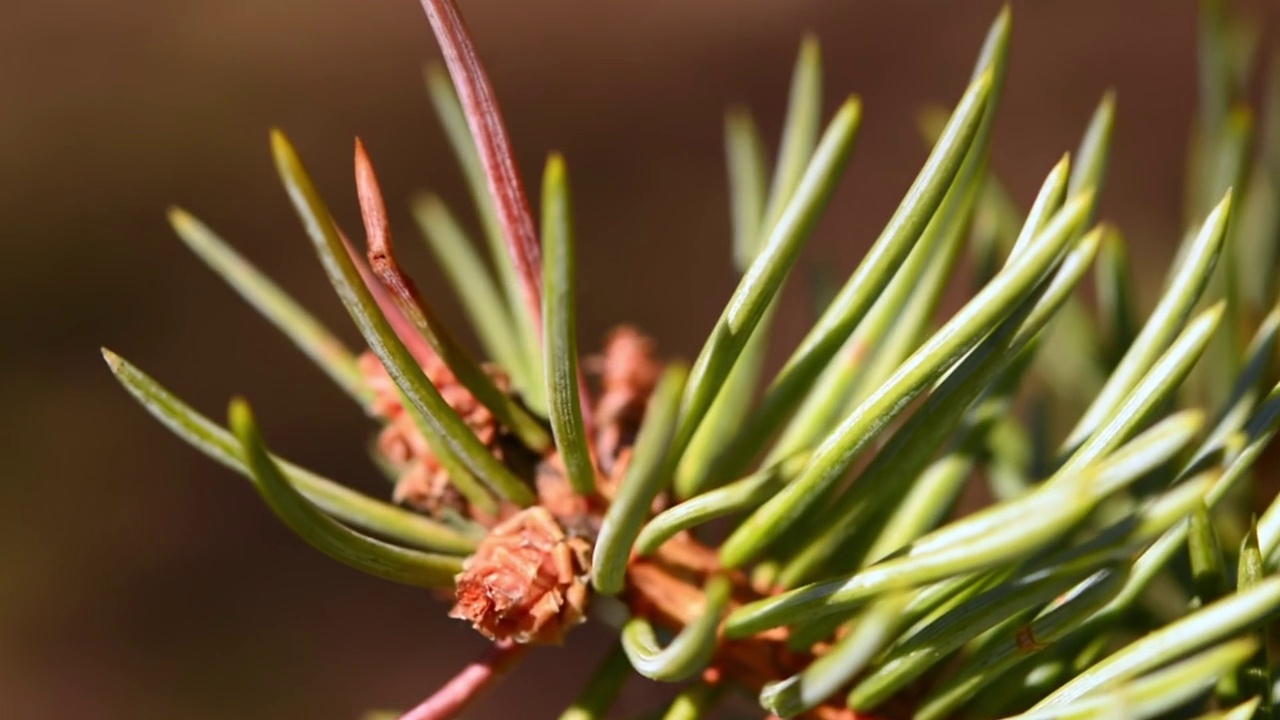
xmin=450 ymin=507 xmax=591 ymax=644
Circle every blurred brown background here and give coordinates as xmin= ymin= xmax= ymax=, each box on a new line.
xmin=3 ymin=1 xmax=1278 ymax=718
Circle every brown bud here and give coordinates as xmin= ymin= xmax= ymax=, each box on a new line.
xmin=391 ymin=461 xmax=467 ymax=517
xmin=358 ymin=352 xmax=406 ymax=418
xmin=591 ymin=326 xmax=661 ymax=467
xmin=450 ymin=507 xmax=591 ymax=645
xmin=359 ymin=351 xmax=512 ymax=522
xmin=533 ymin=456 xmax=597 ymax=536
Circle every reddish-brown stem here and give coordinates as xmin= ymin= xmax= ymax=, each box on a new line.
xmin=354 ymin=138 xmax=433 ymax=329
xmin=414 ymin=0 xmax=597 ymax=438
xmin=354 ymin=138 xmax=392 ymax=251
xmin=340 ymin=228 xmax=437 ymax=368
xmin=416 ymin=0 xmax=542 ymax=335
xmin=397 ymin=640 xmax=528 ymax=720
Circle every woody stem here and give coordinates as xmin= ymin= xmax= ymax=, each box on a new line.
xmin=397 ymin=640 xmax=528 ymax=720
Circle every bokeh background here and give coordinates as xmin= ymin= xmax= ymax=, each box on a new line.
xmin=4 ymin=0 xmax=1279 ymax=718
